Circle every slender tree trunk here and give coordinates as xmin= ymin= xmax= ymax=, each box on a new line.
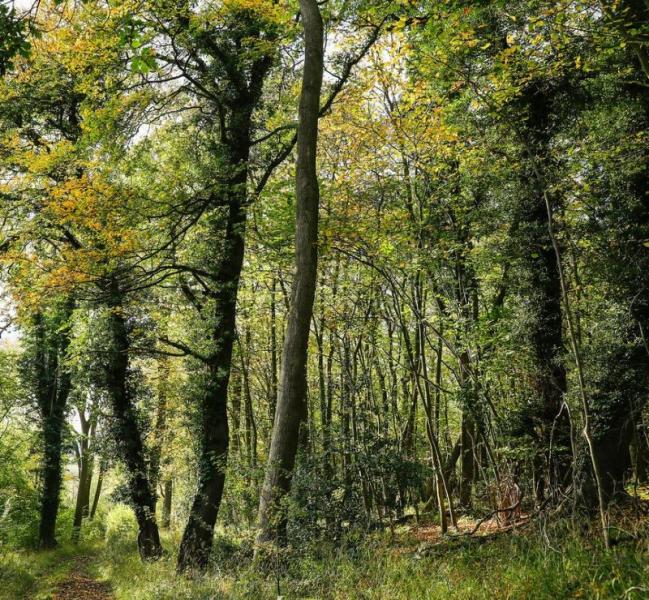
xmin=459 ymin=407 xmax=475 ymax=509
xmin=90 ymin=458 xmax=105 ymax=521
xmin=256 ymin=0 xmax=324 ymax=547
xmin=72 ymin=415 xmax=94 ymax=542
xmin=230 ymin=365 xmax=242 ymax=459
xmin=149 ymin=356 xmax=170 ymax=512
xmin=269 ymin=277 xmax=279 ymax=423
xmin=341 ymin=341 xmax=354 ymax=505
xmin=241 ymin=330 xmax=258 ymax=469
xmin=161 ymin=479 xmax=173 ymax=529
xmin=434 ymin=332 xmax=443 ymax=440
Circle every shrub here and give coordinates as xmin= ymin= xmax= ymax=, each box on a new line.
xmin=104 ymin=504 xmax=138 ymax=557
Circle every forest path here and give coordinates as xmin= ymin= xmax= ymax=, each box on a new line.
xmin=51 ymin=554 xmax=113 ymax=600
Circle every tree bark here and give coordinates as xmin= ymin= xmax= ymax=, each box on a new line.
xmin=241 ymin=329 xmax=258 ymax=469
xmin=149 ymin=356 xmax=170 ymax=511
xmin=90 ymin=458 xmax=105 ymax=521
xmin=257 ymin=0 xmax=324 ymax=547
xmin=176 ymin=190 xmax=245 ymax=572
xmin=175 ymin=18 xmax=276 ymax=573
xmin=269 ymin=277 xmax=279 ymax=423
xmin=176 ymin=99 xmax=257 ymax=571
xmin=104 ymin=283 xmax=162 ymax=560
xmin=35 ymin=300 xmax=74 ymax=549
xmin=161 ymin=479 xmax=173 ymax=529
xmin=72 ymin=413 xmax=95 ymax=542
xmin=517 ymin=81 xmax=572 ymax=502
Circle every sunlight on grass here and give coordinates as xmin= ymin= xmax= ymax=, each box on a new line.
xmin=0 ymin=542 xmax=100 ymax=600
xmin=86 ymin=520 xmax=649 ymax=600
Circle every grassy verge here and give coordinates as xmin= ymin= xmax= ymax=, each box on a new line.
xmin=93 ymin=518 xmax=649 ymax=600
xmin=3 ymin=515 xmax=648 ymax=599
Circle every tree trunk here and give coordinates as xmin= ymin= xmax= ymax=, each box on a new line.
xmin=90 ymin=459 xmax=105 ymax=521
xmin=38 ymin=409 xmax=68 ymax=548
xmin=459 ymin=409 xmax=475 ymax=509
xmin=161 ymin=479 xmax=173 ymax=529
xmin=257 ymin=1 xmax=324 ymax=546
xmin=269 ymin=277 xmax=279 ymax=423
xmin=104 ymin=284 xmax=162 ymax=560
xmin=175 ymin=18 xmax=276 ymax=570
xmin=35 ymin=301 xmax=74 ymax=549
xmin=518 ymin=82 xmax=572 ymax=501
xmin=241 ymin=329 xmax=258 ymax=469
xmin=72 ymin=414 xmax=94 ymax=542
xmin=230 ymin=364 xmax=242 ymax=459
xmin=176 ymin=203 xmax=244 ymax=572
xmin=149 ymin=356 xmax=170 ymax=511
xmin=176 ymin=117 xmax=253 ymax=572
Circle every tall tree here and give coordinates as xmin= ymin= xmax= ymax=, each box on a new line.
xmin=257 ymin=0 xmax=324 ymax=547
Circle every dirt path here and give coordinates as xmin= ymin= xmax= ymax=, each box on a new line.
xmin=52 ymin=556 xmax=113 ymax=600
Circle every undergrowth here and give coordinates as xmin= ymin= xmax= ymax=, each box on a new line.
xmin=2 ymin=513 xmax=648 ymax=599
xmin=93 ymin=516 xmax=649 ymax=600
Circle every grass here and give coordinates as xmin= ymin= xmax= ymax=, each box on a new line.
xmin=0 ymin=541 xmax=101 ymax=600
xmin=3 ymin=514 xmax=649 ymax=599
xmin=94 ymin=516 xmax=649 ymax=600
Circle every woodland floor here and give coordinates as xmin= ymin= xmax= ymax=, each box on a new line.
xmin=1 ymin=504 xmax=648 ymax=599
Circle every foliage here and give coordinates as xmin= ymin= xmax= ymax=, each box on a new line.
xmin=0 ymin=0 xmax=649 ymax=594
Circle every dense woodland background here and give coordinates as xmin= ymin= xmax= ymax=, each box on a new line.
xmin=1 ymin=0 xmax=649 ymax=598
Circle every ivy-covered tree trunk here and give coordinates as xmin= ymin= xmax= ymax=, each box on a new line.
xmin=104 ymin=283 xmax=161 ymax=560
xmin=176 ymin=112 xmax=252 ymax=573
xmin=524 ymin=189 xmax=570 ymax=501
xmin=257 ymin=0 xmax=324 ymax=547
xmin=34 ymin=300 xmax=74 ymax=549
xmin=149 ymin=356 xmax=170 ymax=512
xmin=518 ymin=82 xmax=572 ymax=501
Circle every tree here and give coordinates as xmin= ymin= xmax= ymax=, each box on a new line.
xmin=22 ymin=300 xmax=75 ymax=548
xmin=257 ymin=0 xmax=325 ymax=548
